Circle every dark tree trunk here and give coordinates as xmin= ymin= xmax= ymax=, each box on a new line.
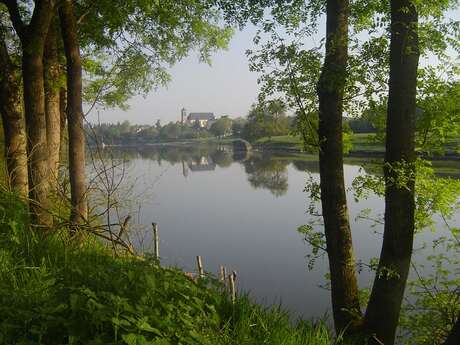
xmin=59 ymin=0 xmax=88 ymax=225
xmin=44 ymin=21 xmax=62 ymax=189
xmin=23 ymin=48 xmax=53 ymax=229
xmin=0 ymin=33 xmax=28 ymax=197
xmin=363 ymin=1 xmax=419 ymax=344
xmin=316 ymin=0 xmax=361 ymax=334
xmin=443 ymin=314 xmax=460 ymax=345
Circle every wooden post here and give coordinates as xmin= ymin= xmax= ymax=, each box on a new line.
xmin=219 ymin=265 xmax=227 ymax=282
xmin=196 ymin=255 xmax=204 ymax=278
xmin=152 ymin=223 xmax=159 ymax=260
xmin=228 ymin=272 xmax=236 ymax=304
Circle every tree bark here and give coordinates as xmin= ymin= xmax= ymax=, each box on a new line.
xmin=3 ymin=0 xmax=57 ymax=230
xmin=0 ymin=32 xmax=28 ymax=197
xmin=59 ymin=0 xmax=88 ymax=225
xmin=363 ymin=1 xmax=419 ymax=344
xmin=59 ymin=87 xmax=67 ymax=160
xmin=44 ymin=21 xmax=61 ymax=189
xmin=316 ymin=0 xmax=361 ymax=334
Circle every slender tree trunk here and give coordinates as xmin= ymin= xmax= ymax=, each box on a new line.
xmin=0 ymin=34 xmax=28 ymax=197
xmin=363 ymin=1 xmax=419 ymax=344
xmin=44 ymin=21 xmax=61 ymax=189
xmin=4 ymin=0 xmax=57 ymax=230
xmin=316 ymin=0 xmax=361 ymax=334
xmin=59 ymin=87 xmax=67 ymax=160
xmin=59 ymin=0 xmax=88 ymax=225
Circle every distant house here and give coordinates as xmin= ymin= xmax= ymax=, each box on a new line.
xmin=186 ymin=112 xmax=216 ymax=129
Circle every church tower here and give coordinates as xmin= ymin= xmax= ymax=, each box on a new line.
xmin=181 ymin=108 xmax=187 ymax=124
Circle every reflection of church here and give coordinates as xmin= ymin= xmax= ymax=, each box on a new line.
xmin=187 ymin=156 xmax=216 ymax=172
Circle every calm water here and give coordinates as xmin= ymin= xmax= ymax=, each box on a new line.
xmin=96 ymin=144 xmax=459 ymax=320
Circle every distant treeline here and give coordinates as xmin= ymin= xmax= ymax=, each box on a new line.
xmin=88 ymin=101 xmax=300 ymax=145
xmin=88 ymin=113 xmax=376 ymax=146
xmin=344 ymin=117 xmax=376 ymax=133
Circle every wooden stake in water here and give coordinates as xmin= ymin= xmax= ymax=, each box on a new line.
xmin=152 ymin=223 xmax=159 ymax=260
xmin=196 ymin=255 xmax=204 ymax=278
xmin=219 ymin=265 xmax=227 ymax=282
xmin=228 ymin=271 xmax=236 ymax=304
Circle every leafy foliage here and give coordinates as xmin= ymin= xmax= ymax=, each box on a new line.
xmin=242 ymin=103 xmax=292 ymax=140
xmin=209 ymin=116 xmax=232 ymax=137
xmin=77 ymin=0 xmax=234 ymax=109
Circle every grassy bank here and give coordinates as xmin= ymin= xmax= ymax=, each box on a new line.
xmin=253 ymin=133 xmax=383 ymax=152
xmin=0 ymin=191 xmax=341 ymax=345
xmin=254 ymin=133 xmax=460 ymax=155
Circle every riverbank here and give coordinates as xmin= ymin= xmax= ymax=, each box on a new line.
xmin=103 ymin=133 xmax=460 ymax=161
xmin=0 ymin=191 xmax=340 ymax=345
xmin=253 ymin=133 xmax=460 ymax=160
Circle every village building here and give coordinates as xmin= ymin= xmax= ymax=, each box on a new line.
xmin=181 ymin=108 xmax=216 ymax=129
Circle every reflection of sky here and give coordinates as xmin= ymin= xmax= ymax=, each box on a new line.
xmin=117 ymin=151 xmax=460 ymax=320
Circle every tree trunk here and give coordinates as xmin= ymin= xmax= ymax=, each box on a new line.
xmin=44 ymin=21 xmax=61 ymax=189
xmin=23 ymin=48 xmax=54 ymax=229
xmin=59 ymin=87 xmax=67 ymax=161
xmin=443 ymin=313 xmax=460 ymax=345
xmin=363 ymin=1 xmax=419 ymax=344
xmin=0 ymin=34 xmax=28 ymax=197
xmin=4 ymin=0 xmax=57 ymax=230
xmin=316 ymin=0 xmax=361 ymax=334
xmin=59 ymin=0 xmax=88 ymax=225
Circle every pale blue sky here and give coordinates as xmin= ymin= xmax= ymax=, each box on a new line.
xmin=92 ymin=25 xmax=262 ymax=125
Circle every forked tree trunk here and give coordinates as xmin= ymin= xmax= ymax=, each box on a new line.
xmin=0 ymin=35 xmax=28 ymax=197
xmin=4 ymin=0 xmax=57 ymax=230
xmin=59 ymin=0 xmax=88 ymax=225
xmin=44 ymin=21 xmax=62 ymax=189
xmin=363 ymin=1 xmax=419 ymax=344
xmin=316 ymin=0 xmax=361 ymax=334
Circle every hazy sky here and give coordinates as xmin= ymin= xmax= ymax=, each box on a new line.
xmin=91 ymin=25 xmax=262 ymax=125
xmin=90 ymin=7 xmax=459 ymax=126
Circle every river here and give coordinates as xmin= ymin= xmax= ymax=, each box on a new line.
xmin=91 ymin=143 xmax=460 ymax=321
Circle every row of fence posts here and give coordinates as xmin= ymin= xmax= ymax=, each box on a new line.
xmin=152 ymin=223 xmax=237 ymax=304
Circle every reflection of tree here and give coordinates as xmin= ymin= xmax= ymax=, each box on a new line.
xmin=211 ymin=149 xmax=233 ymax=167
xmin=291 ymin=159 xmax=319 ymax=173
xmin=243 ymin=155 xmax=289 ymax=197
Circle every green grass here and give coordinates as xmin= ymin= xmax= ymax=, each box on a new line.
xmin=0 ymin=191 xmax=341 ymax=345
xmin=253 ymin=133 xmax=384 ymax=152
xmin=254 ymin=135 xmax=303 ymax=145
xmin=349 ymin=133 xmax=384 ymax=153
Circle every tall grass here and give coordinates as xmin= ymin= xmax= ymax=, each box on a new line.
xmin=0 ymin=191 xmax=341 ymax=344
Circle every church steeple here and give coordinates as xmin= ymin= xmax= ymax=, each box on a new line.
xmin=181 ymin=108 xmax=187 ymax=124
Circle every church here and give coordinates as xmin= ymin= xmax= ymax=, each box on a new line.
xmin=181 ymin=108 xmax=216 ymax=129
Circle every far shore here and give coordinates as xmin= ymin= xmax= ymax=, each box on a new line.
xmin=92 ymin=134 xmax=460 ymax=162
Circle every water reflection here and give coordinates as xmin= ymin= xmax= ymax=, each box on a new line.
xmin=104 ymin=144 xmax=374 ymax=197
xmin=95 ymin=144 xmax=460 ymax=320
xmin=243 ymin=154 xmax=289 ymax=197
